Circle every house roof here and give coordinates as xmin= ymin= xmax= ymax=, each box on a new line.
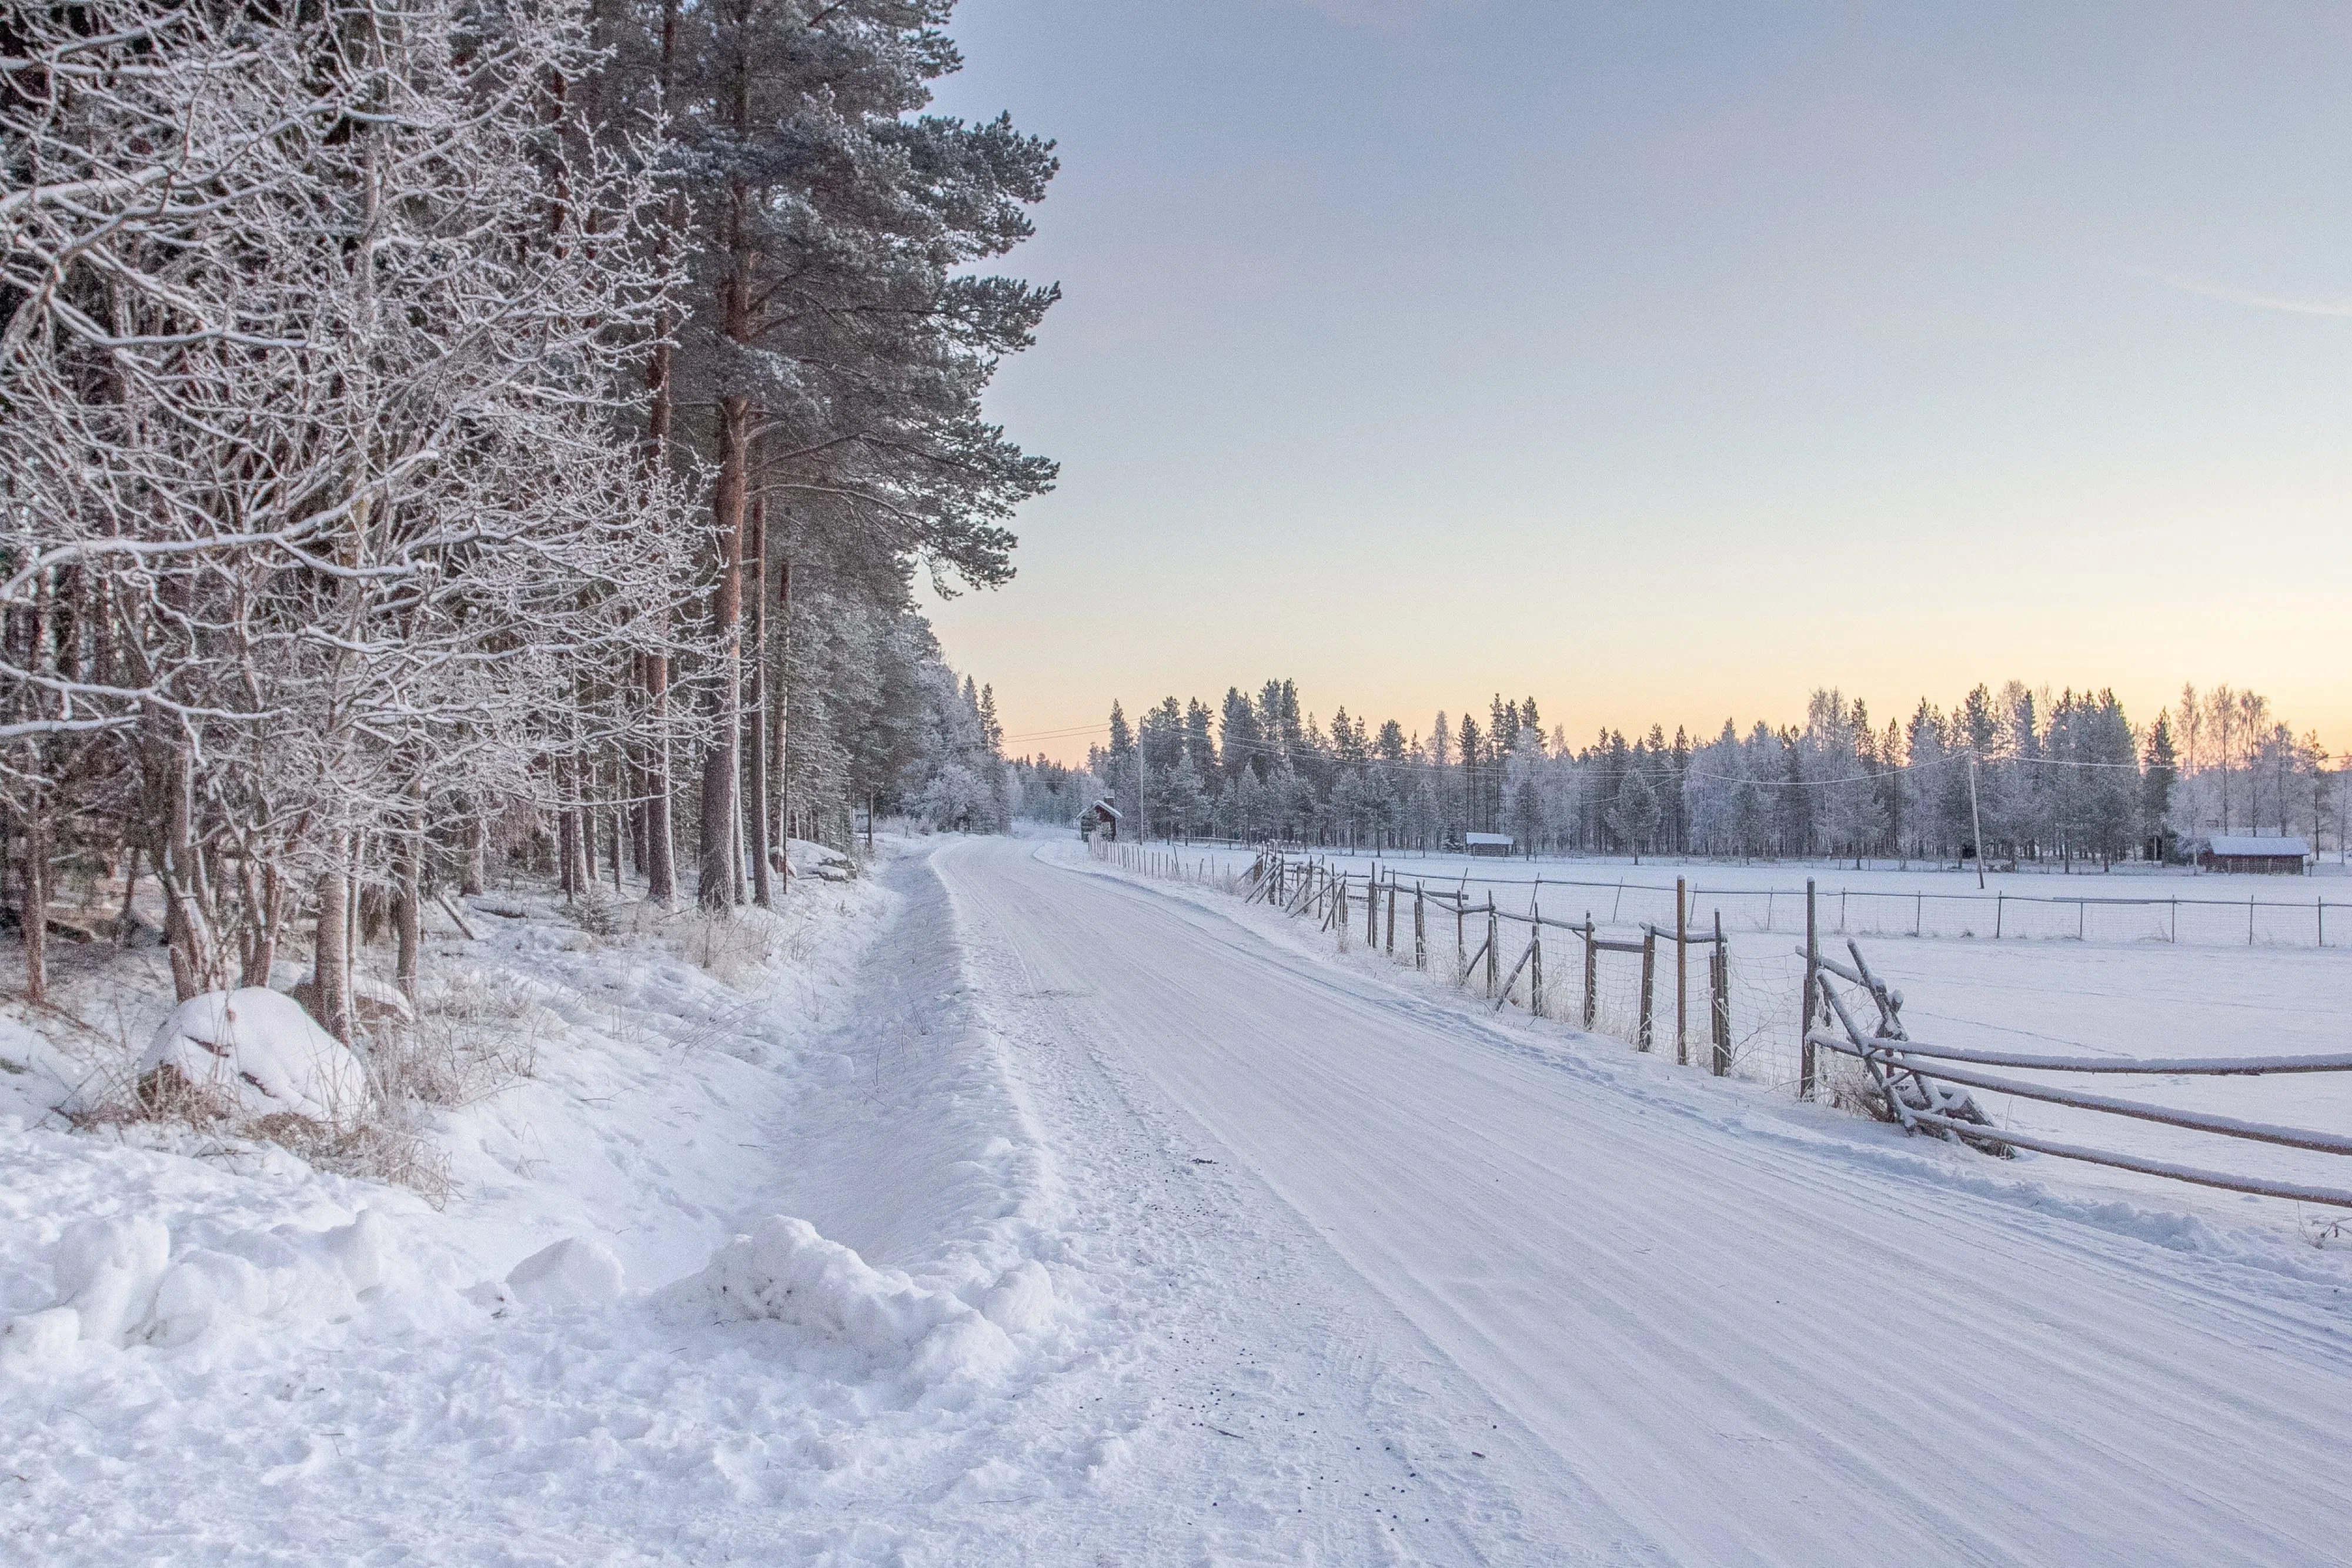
xmin=2206 ymin=835 xmax=2308 ymax=858
xmin=1463 ymin=832 xmax=1514 ymax=845
xmin=1086 ymin=799 xmax=1122 ymax=820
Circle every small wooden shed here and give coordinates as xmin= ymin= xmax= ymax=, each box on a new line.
xmin=1078 ymin=798 xmax=1122 ymax=841
xmin=1464 ymin=832 xmax=1514 ymax=858
xmin=2197 ymin=834 xmax=2310 ymax=874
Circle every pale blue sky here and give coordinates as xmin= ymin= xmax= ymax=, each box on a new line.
xmin=924 ymin=1 xmax=2352 ymax=760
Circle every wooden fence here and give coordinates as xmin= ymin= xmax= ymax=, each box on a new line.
xmin=1797 ymin=890 xmax=2352 ymax=1209
xmin=1231 ymin=850 xmax=1739 ymax=1072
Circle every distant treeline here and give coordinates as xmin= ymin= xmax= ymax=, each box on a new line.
xmin=1040 ymin=681 xmax=2333 ymax=865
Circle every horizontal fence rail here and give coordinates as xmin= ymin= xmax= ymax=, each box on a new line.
xmin=1801 ymin=931 xmax=2352 ymax=1209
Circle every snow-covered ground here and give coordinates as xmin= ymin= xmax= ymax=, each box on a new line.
xmin=5 ymin=833 xmax=2351 ymax=1563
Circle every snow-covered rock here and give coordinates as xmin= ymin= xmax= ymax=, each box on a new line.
xmin=785 ymin=837 xmax=855 ymax=882
xmin=139 ymin=987 xmax=368 ymax=1123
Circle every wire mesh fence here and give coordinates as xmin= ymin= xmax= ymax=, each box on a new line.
xmin=1183 ymin=847 xmax=1808 ymax=1083
xmin=1102 ymin=838 xmax=2348 ymax=949
xmin=1369 ymin=871 xmax=2344 ymax=949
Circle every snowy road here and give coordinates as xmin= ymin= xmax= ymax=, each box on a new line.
xmin=943 ymin=835 xmax=2352 ymax=1566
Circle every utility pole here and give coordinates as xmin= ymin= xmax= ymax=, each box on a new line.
xmin=1967 ymin=754 xmax=1988 ymax=890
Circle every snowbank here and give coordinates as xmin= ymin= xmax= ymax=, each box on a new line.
xmin=138 ymin=988 xmax=366 ymax=1123
xmin=658 ymin=1215 xmax=1030 ymax=1386
xmin=2 ymin=1209 xmax=405 ymax=1362
xmin=0 ymin=840 xmax=1102 ymax=1559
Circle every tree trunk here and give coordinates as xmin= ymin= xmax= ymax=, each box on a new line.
xmin=463 ymin=814 xmax=486 ymax=896
xmin=313 ymin=835 xmax=355 ymax=1042
xmin=22 ymin=791 xmax=46 ymax=1007
xmin=637 ymin=0 xmax=684 ymax=908
xmin=748 ymin=496 xmax=774 ymax=907
xmin=118 ymin=842 xmax=141 ymax=947
xmin=643 ymin=657 xmax=678 ymax=904
xmin=697 ymin=27 xmax=757 ymax=914
xmin=573 ymin=797 xmax=596 ymax=901
xmin=608 ymin=757 xmax=624 ymax=894
xmin=158 ymin=748 xmax=216 ymax=1001
xmin=772 ymin=559 xmax=791 ymax=883
xmin=697 ymin=391 xmax=750 ymax=912
xmin=557 ymin=773 xmax=579 ymax=900
xmin=626 ymin=741 xmax=648 ymax=878
xmin=393 ymin=830 xmax=420 ymax=1004
xmin=239 ymin=859 xmax=284 ymax=989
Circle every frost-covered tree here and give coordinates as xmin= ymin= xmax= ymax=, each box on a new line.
xmin=2 ymin=0 xmax=703 ymax=1024
xmin=0 ymin=0 xmax=1054 ymax=1018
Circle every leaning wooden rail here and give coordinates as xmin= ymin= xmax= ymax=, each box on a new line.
xmin=1804 ymin=1030 xmax=2352 ymax=1158
xmin=1905 ymin=1112 xmax=2352 ymax=1210
xmin=1800 ymin=925 xmax=2352 ymax=1208
xmin=1818 ymin=1037 xmax=2352 ymax=1078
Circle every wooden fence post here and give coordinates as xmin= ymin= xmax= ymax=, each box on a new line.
xmin=1711 ymin=911 xmax=1730 ymax=1076
xmin=1386 ymin=880 xmax=1396 ymax=956
xmin=1486 ymin=904 xmax=1499 ymax=998
xmin=1637 ymin=927 xmax=1656 ymax=1051
xmin=1530 ymin=929 xmax=1544 ymax=1017
xmin=1800 ymin=878 xmax=1818 ymax=1099
xmin=1582 ymin=915 xmax=1597 ymax=1028
xmin=1414 ymin=884 xmax=1426 ymax=969
xmin=1675 ymin=877 xmax=1688 ymax=1066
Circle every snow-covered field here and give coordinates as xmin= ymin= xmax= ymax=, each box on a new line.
xmin=6 ymin=833 xmax=2351 ymax=1563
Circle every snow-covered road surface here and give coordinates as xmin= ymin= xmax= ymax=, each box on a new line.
xmin=945 ymin=835 xmax=2352 ymax=1565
